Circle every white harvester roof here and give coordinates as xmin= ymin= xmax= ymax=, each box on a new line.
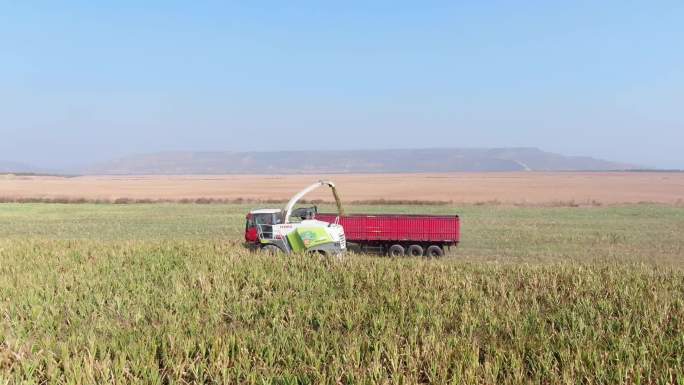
xmin=249 ymin=208 xmax=281 ymax=214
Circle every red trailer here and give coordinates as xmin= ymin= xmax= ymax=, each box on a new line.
xmin=314 ymin=213 xmax=460 ymax=257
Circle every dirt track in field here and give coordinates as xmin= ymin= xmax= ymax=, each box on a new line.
xmin=1 ymin=172 xmax=683 ymax=205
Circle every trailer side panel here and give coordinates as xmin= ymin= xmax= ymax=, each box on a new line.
xmin=315 ymin=214 xmax=460 ymax=245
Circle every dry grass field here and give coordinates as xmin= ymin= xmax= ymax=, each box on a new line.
xmin=1 ymin=172 xmax=683 ymax=205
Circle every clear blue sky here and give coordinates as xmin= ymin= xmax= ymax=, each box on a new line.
xmin=1 ymin=1 xmax=683 ymax=169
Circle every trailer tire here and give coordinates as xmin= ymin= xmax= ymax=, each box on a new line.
xmin=407 ymin=244 xmax=424 ymax=257
xmin=388 ymin=244 xmax=405 ymax=257
xmin=425 ymin=245 xmax=444 ymax=258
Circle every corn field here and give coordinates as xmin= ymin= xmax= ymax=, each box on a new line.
xmin=1 ymin=203 xmax=683 ymax=384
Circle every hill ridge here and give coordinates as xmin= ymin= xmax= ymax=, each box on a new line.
xmin=77 ymin=147 xmax=638 ymax=175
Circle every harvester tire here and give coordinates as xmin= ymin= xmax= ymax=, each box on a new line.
xmin=407 ymin=244 xmax=424 ymax=257
xmin=261 ymin=245 xmax=282 ymax=255
xmin=308 ymin=249 xmax=330 ymax=257
xmin=388 ymin=244 xmax=405 ymax=257
xmin=425 ymin=245 xmax=444 ymax=258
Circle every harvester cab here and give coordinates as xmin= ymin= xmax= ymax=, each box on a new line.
xmin=244 ymin=180 xmax=346 ymax=255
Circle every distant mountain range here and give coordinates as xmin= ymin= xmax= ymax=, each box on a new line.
xmin=0 ymin=148 xmax=642 ymax=175
xmin=70 ymin=148 xmax=638 ymax=175
xmin=0 ymin=161 xmax=42 ymax=174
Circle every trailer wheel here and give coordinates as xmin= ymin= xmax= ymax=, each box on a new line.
xmin=388 ymin=244 xmax=405 ymax=257
xmin=407 ymin=244 xmax=424 ymax=257
xmin=425 ymin=245 xmax=444 ymax=258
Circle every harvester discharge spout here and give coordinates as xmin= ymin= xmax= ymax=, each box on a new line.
xmin=283 ymin=180 xmax=344 ymax=223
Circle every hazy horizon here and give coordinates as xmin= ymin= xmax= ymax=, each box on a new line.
xmin=2 ymin=2 xmax=683 ymax=169
xmin=0 ymin=146 xmax=652 ymax=173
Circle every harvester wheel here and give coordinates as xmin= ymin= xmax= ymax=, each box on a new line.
xmin=425 ymin=245 xmax=444 ymax=258
xmin=307 ymin=249 xmax=330 ymax=257
xmin=388 ymin=244 xmax=405 ymax=258
xmin=260 ymin=245 xmax=282 ymax=255
xmin=407 ymin=244 xmax=424 ymax=257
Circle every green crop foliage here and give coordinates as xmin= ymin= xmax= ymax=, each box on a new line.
xmin=1 ymin=203 xmax=683 ymax=384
